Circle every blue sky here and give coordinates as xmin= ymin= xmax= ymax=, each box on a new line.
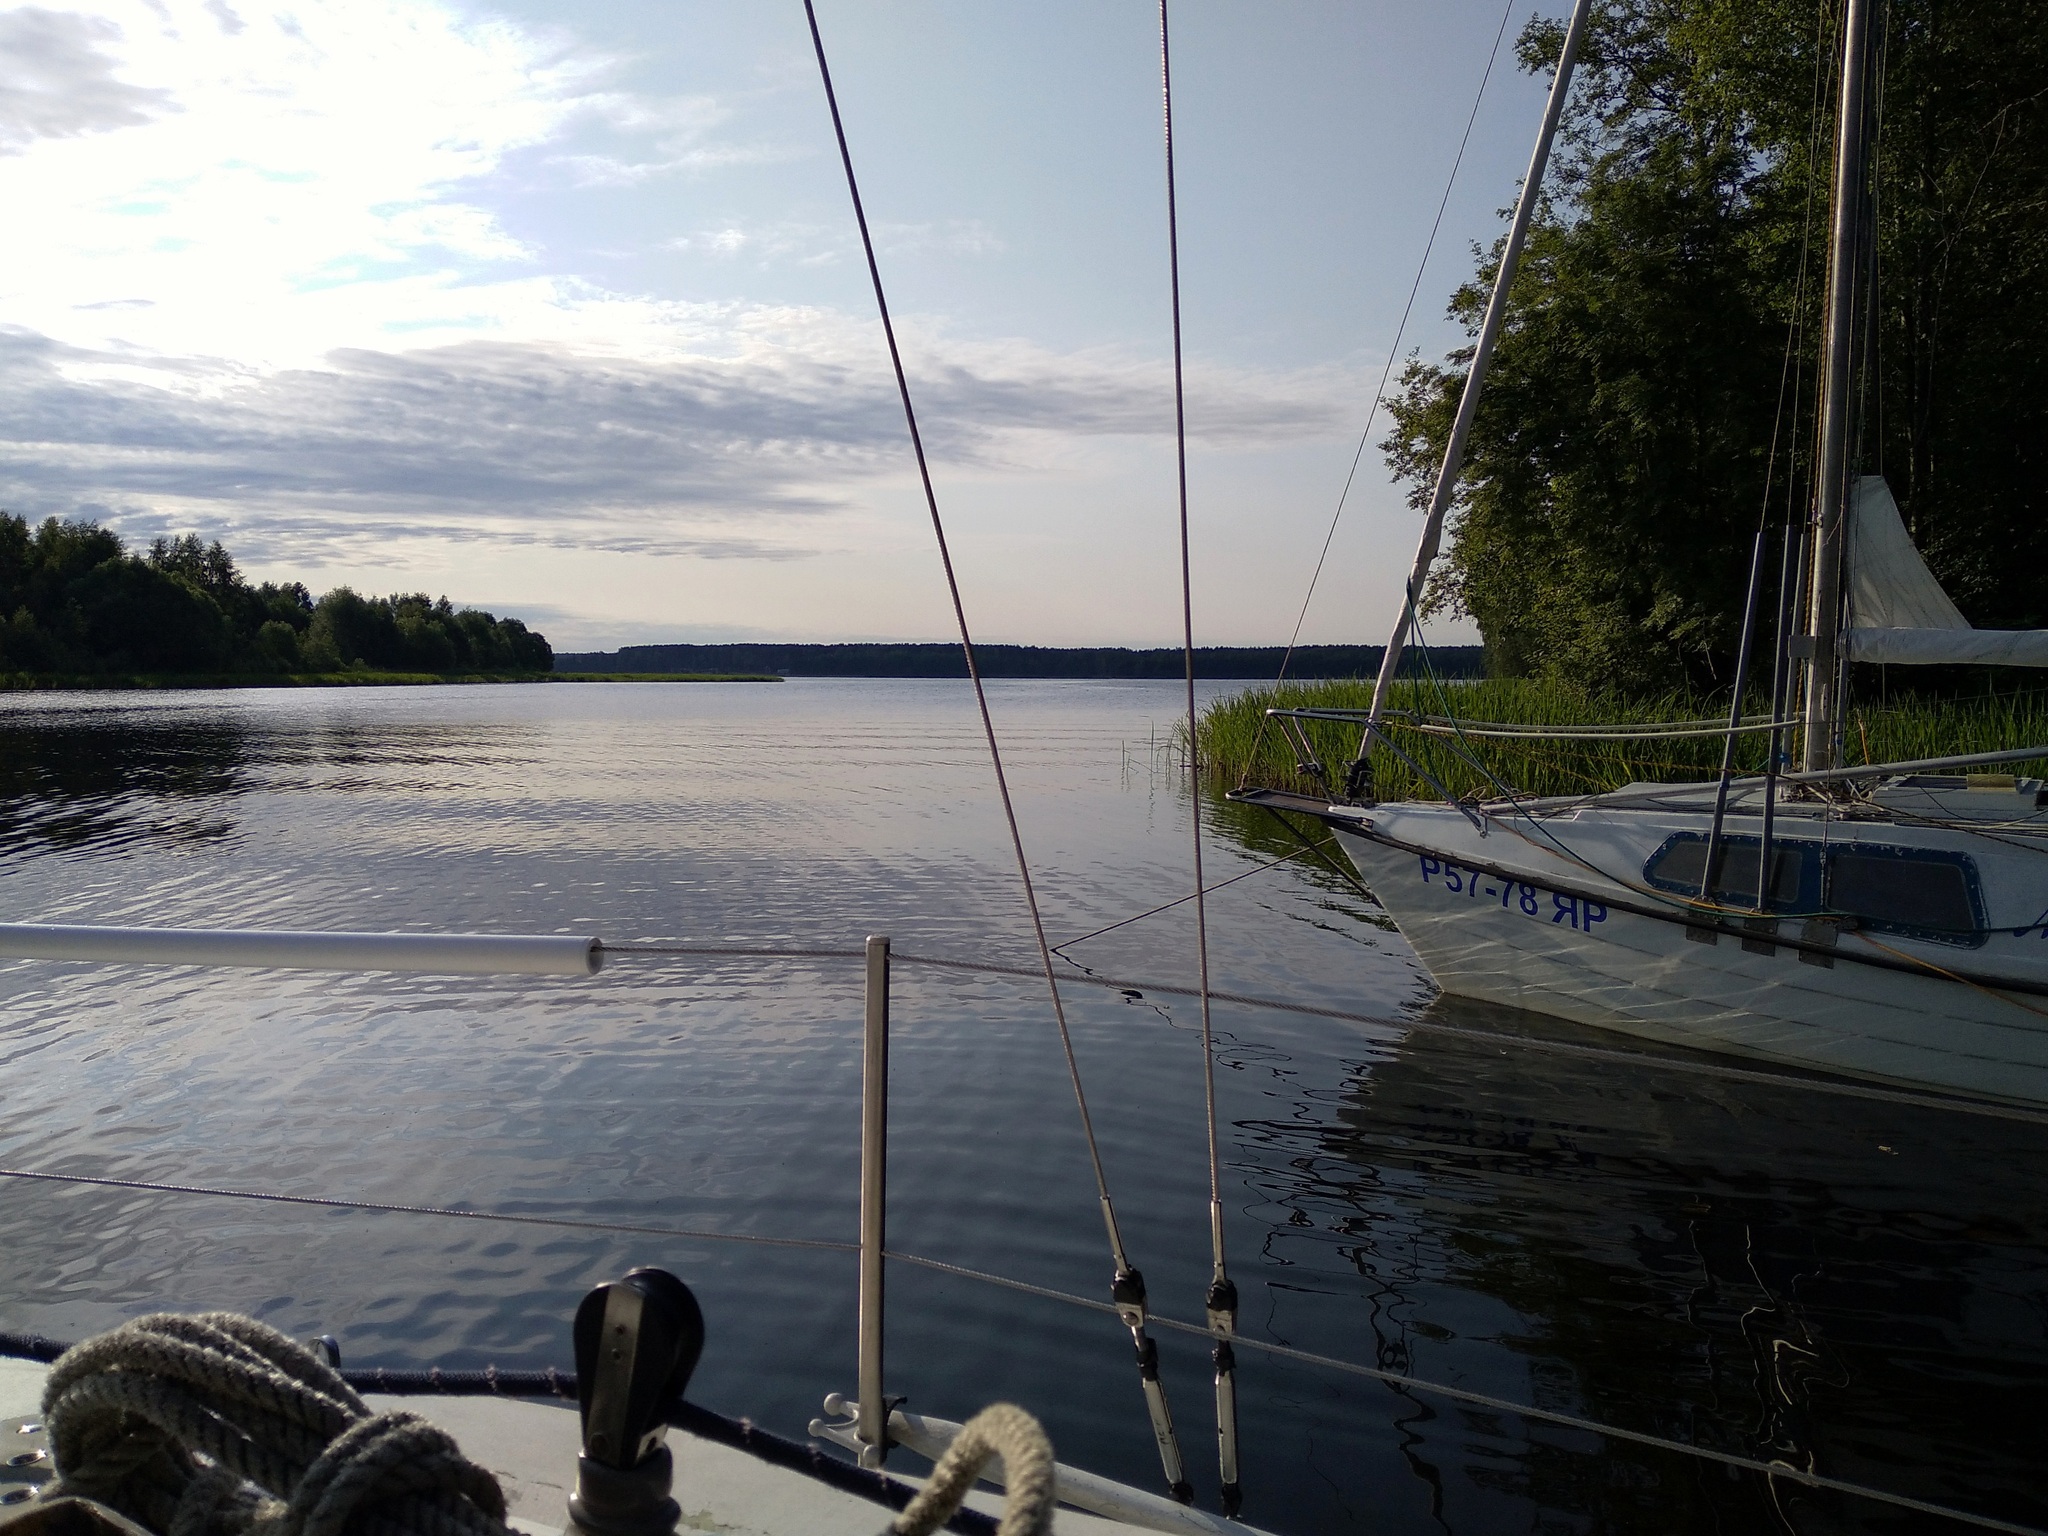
xmin=0 ymin=0 xmax=1556 ymax=649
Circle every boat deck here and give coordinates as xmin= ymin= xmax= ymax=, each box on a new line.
xmin=1 ymin=1359 xmax=1125 ymax=1536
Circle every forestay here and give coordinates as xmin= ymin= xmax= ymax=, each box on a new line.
xmin=1844 ymin=475 xmax=2048 ymax=665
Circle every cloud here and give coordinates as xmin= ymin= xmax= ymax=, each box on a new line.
xmin=0 ymin=0 xmax=1354 ymax=580
xmin=668 ymin=221 xmax=840 ymax=267
xmin=874 ymin=220 xmax=1005 ymax=259
xmin=0 ymin=8 xmax=175 ymax=151
xmin=0 ymin=0 xmax=621 ymax=366
xmin=0 ymin=314 xmax=1348 ymax=561
xmin=667 ymin=218 xmax=1004 ymax=269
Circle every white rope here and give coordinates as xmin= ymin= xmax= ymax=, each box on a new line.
xmin=887 ymin=1405 xmax=1054 ymax=1536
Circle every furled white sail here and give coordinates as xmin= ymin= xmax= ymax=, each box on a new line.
xmin=1842 ymin=475 xmax=2048 ymax=665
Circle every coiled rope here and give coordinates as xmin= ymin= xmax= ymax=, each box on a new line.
xmin=887 ymin=1406 xmax=1054 ymax=1536
xmin=38 ymin=1314 xmax=508 ymax=1536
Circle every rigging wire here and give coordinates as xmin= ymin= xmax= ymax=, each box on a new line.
xmin=1237 ymin=0 xmax=1519 ymax=786
xmin=797 ymin=0 xmax=1190 ymax=1503
xmin=1049 ymin=840 xmax=1335 ymax=956
xmin=1154 ymin=1 xmax=1238 ymax=1514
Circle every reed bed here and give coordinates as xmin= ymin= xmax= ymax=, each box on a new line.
xmin=1196 ymin=677 xmax=2048 ymax=801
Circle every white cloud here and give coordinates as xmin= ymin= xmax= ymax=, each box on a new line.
xmin=0 ymin=0 xmax=614 ymax=367
xmin=0 ymin=310 xmax=1348 ymax=562
xmin=668 ymin=220 xmax=839 ymax=267
xmin=0 ymin=7 xmax=175 ymax=150
xmin=0 ymin=0 xmax=1356 ymax=591
xmin=874 ymin=219 xmax=1005 ymax=259
xmin=665 ymin=217 xmax=1004 ymax=271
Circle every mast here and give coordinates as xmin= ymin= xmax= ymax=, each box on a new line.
xmin=1363 ymin=0 xmax=1595 ymax=739
xmin=1800 ymin=0 xmax=1875 ymax=772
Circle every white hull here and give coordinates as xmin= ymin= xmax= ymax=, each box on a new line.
xmin=1321 ymin=796 xmax=2048 ymax=1105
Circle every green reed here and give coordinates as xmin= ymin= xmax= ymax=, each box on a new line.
xmin=1195 ymin=677 xmax=2048 ymax=801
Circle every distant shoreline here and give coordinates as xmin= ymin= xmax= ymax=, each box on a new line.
xmin=0 ymin=670 xmax=781 ymax=692
xmin=553 ymin=641 xmax=1488 ymax=680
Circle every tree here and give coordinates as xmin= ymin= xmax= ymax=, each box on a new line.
xmin=1381 ymin=0 xmax=2048 ymax=692
xmin=0 ymin=514 xmax=552 ymax=677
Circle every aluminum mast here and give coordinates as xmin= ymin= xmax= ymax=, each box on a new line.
xmin=1800 ymin=0 xmax=1875 ymax=772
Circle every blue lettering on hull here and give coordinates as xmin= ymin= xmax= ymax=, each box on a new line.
xmin=1418 ymin=855 xmax=1608 ymax=932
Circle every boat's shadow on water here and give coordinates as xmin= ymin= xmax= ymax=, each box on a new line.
xmin=1257 ymin=989 xmax=2048 ymax=1531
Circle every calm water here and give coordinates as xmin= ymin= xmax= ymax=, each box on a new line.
xmin=0 ymin=679 xmax=2042 ymax=1534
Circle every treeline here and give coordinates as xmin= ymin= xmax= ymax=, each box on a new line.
xmin=553 ymin=642 xmax=1489 ymax=680
xmin=1383 ymin=0 xmax=2048 ymax=693
xmin=0 ymin=516 xmax=551 ymax=676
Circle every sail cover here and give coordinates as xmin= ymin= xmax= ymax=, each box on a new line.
xmin=1843 ymin=476 xmax=2048 ymax=665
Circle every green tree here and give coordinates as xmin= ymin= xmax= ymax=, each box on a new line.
xmin=0 ymin=513 xmax=551 ymax=678
xmin=1381 ymin=0 xmax=2048 ymax=692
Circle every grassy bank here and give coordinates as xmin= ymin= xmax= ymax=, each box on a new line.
xmin=0 ymin=670 xmax=783 ymax=691
xmin=1198 ymin=678 xmax=2048 ymax=800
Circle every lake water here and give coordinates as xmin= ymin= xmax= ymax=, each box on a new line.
xmin=0 ymin=679 xmax=2041 ymax=1535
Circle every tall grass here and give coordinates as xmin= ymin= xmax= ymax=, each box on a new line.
xmin=1196 ymin=677 xmax=2048 ymax=800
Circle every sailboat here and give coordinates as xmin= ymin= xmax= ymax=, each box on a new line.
xmin=1232 ymin=0 xmax=2048 ymax=1107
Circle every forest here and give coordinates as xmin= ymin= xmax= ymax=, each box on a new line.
xmin=0 ymin=516 xmax=551 ymax=678
xmin=1381 ymin=0 xmax=2047 ymax=694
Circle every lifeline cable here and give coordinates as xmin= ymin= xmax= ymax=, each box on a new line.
xmin=589 ymin=942 xmax=2048 ymax=1128
xmin=798 ymin=1 xmax=1189 ymax=1503
xmin=1155 ymin=1 xmax=1238 ymax=1512
xmin=0 ymin=1166 xmax=859 ymax=1252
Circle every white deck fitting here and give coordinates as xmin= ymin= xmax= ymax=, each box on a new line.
xmin=0 ymin=1360 xmax=1126 ymax=1536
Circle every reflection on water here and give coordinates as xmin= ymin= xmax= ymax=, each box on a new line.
xmin=1264 ymin=998 xmax=2048 ymax=1530
xmin=0 ymin=707 xmax=248 ymax=855
xmin=0 ymin=681 xmax=2040 ymax=1535
xmin=0 ymin=698 xmax=543 ymax=861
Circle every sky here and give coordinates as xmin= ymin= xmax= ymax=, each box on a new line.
xmin=0 ymin=0 xmax=1561 ymax=651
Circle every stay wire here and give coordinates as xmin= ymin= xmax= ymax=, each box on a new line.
xmin=1157 ymin=2 xmax=1239 ymax=1513
xmin=799 ymin=1 xmax=1190 ymax=1503
xmin=1239 ymin=0 xmax=1517 ymax=786
xmin=1049 ymin=840 xmax=1331 ymax=955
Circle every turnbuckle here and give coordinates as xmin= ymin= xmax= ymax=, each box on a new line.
xmin=1206 ymin=1273 xmax=1241 ymax=1516
xmin=1112 ymin=1267 xmax=1193 ymax=1505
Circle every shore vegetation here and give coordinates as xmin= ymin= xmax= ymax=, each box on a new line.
xmin=1199 ymin=678 xmax=2048 ymax=800
xmin=1384 ymin=1 xmax=2048 ymax=693
xmin=0 ymin=516 xmax=550 ymax=681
